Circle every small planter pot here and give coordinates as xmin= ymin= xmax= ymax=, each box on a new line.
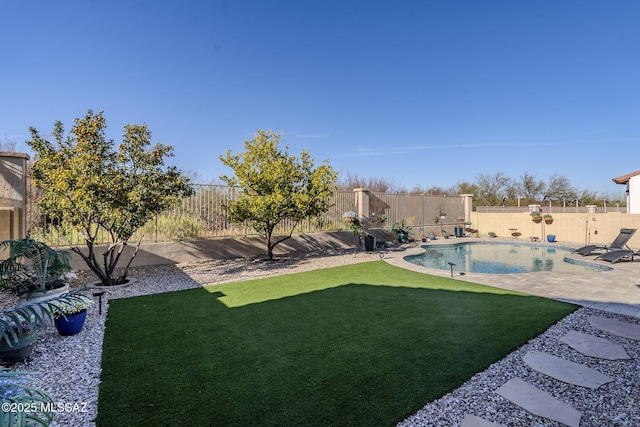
xmin=547 ymin=235 xmax=556 ymax=243
xmin=55 ymin=310 xmax=88 ymax=336
xmin=0 ymin=332 xmax=38 ymax=365
xmin=364 ymin=235 xmax=375 ymax=251
xmin=17 ymin=283 xmax=70 ymax=307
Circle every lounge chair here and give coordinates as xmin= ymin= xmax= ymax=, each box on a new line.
xmin=595 ymin=249 xmax=639 ymax=263
xmin=572 ymin=228 xmax=636 ymax=256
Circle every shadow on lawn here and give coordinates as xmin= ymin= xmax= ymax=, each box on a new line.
xmin=98 ymin=281 xmax=577 ymax=427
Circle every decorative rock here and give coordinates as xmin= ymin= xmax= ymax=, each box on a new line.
xmin=588 ymin=315 xmax=640 ymax=341
xmin=559 ymin=330 xmax=631 ymax=360
xmin=523 ymin=350 xmax=614 ymax=389
xmin=496 ymin=377 xmax=582 ymax=427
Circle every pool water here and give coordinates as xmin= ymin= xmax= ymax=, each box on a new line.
xmin=404 ymin=242 xmax=612 ymax=274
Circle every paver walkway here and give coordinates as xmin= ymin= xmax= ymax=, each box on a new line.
xmin=383 ymin=241 xmax=640 ymax=318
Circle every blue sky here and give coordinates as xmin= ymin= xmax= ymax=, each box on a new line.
xmin=1 ymin=1 xmax=638 ymax=197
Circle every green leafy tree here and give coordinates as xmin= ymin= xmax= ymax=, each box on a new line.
xmin=219 ymin=130 xmax=337 ymax=261
xmin=27 ymin=110 xmax=193 ymax=285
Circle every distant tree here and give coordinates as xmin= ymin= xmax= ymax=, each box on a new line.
xmin=543 ymin=173 xmax=576 ymax=205
xmin=337 ymin=172 xmax=403 ymax=193
xmin=455 ymin=182 xmax=480 ymax=198
xmin=219 ymin=130 xmax=338 ymax=261
xmin=474 ymin=172 xmax=512 ymax=206
xmin=1 ymin=134 xmax=18 ymax=151
xmin=408 ymin=185 xmax=455 ymax=195
xmin=27 ymin=110 xmax=194 ymax=286
xmin=516 ymin=172 xmax=546 ymax=205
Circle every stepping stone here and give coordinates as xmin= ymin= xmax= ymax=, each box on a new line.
xmin=496 ymin=377 xmax=582 ymax=427
xmin=588 ymin=315 xmax=640 ymax=341
xmin=559 ymin=330 xmax=631 ymax=360
xmin=523 ymin=351 xmax=613 ymax=389
xmin=461 ymin=413 xmax=505 ymax=427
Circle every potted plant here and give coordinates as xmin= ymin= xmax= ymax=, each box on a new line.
xmin=364 ymin=234 xmax=375 ymax=252
xmin=428 ymin=231 xmax=436 ymax=240
xmin=543 ymin=214 xmax=553 ymax=224
xmin=463 ymin=221 xmax=472 ymax=229
xmin=0 ymin=238 xmax=73 ymax=305
xmin=0 ymin=302 xmax=53 ymax=365
xmin=0 ymin=369 xmax=55 ymax=426
xmin=530 ymin=212 xmax=542 ymax=223
xmin=49 ymin=292 xmax=94 ymax=336
xmin=343 ymin=211 xmax=362 ymax=251
xmin=488 ymin=231 xmax=497 ymax=238
xmin=456 ymin=216 xmax=464 ymax=224
xmin=391 ymin=220 xmax=410 ymax=243
xmin=547 ymin=234 xmax=556 ymax=242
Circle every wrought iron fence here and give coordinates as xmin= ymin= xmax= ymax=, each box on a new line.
xmin=27 ymin=186 xmax=357 ymax=246
xmin=27 ymin=184 xmax=467 ymax=247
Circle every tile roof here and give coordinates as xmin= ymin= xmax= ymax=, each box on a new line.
xmin=612 ymin=170 xmax=640 ymax=185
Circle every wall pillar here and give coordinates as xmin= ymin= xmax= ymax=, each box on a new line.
xmin=460 ymin=194 xmax=473 ymax=222
xmin=0 ymin=152 xmax=30 ymax=240
xmin=354 ymin=188 xmax=370 ymax=231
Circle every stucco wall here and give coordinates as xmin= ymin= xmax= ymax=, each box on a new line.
xmin=470 ymin=211 xmax=640 ymax=248
xmin=0 ymin=152 xmax=29 ymax=240
xmin=629 ymin=175 xmax=640 ymax=214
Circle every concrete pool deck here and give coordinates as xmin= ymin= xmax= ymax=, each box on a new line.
xmin=383 ymin=239 xmax=640 ymax=318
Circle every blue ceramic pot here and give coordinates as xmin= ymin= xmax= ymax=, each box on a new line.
xmin=54 ymin=310 xmax=88 ymax=336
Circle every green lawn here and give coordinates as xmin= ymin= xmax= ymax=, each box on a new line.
xmin=97 ymin=261 xmax=578 ymax=426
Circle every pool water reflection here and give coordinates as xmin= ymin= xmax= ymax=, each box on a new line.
xmin=404 ymin=242 xmax=611 ymax=274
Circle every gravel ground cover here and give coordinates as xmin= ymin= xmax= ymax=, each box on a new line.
xmin=4 ymin=247 xmax=640 ymax=426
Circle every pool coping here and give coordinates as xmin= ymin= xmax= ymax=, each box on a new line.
xmin=382 ymin=239 xmax=640 ymax=318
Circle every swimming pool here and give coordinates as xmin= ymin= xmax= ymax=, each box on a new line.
xmin=404 ymin=242 xmax=612 ymax=274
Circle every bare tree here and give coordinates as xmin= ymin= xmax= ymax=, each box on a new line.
xmin=474 ymin=172 xmax=513 ymax=206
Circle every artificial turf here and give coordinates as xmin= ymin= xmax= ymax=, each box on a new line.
xmin=96 ymin=260 xmax=578 ymax=426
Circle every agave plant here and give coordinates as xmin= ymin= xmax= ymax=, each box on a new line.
xmin=0 ymin=303 xmax=54 ymax=350
xmin=0 ymin=369 xmax=54 ymax=427
xmin=0 ymin=239 xmax=72 ymax=298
